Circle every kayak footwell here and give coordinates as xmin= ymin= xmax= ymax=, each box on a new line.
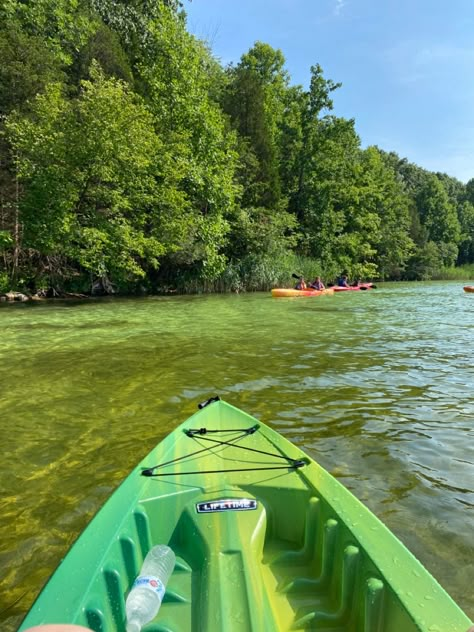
xmin=80 ymin=487 xmax=402 ymax=632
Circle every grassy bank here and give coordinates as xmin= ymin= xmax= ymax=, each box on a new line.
xmin=432 ymin=264 xmax=474 ymax=280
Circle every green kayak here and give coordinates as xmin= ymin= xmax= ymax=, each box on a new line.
xmin=20 ymin=398 xmax=472 ymax=632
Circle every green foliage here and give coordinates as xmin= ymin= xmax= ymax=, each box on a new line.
xmin=416 ymin=174 xmax=460 ymax=256
xmin=133 ymin=6 xmax=240 ymax=282
xmin=362 ymin=147 xmax=414 ymax=279
xmin=0 ymin=272 xmax=9 ymax=292
xmin=0 ymin=24 xmax=65 ymax=116
xmin=466 ymin=178 xmax=474 ymax=205
xmin=0 ymin=0 xmax=97 ymax=65
xmin=5 ymin=67 xmax=179 ymax=284
xmin=457 ymin=200 xmax=474 ymax=264
xmin=223 ymin=42 xmax=289 ymax=209
xmin=435 ymin=263 xmax=474 ymax=280
xmin=0 ymin=1 xmax=472 ymax=294
xmin=405 ymin=241 xmax=443 ymax=280
xmin=226 ymin=205 xmax=296 ymax=261
xmin=72 ymin=24 xmax=133 ymax=85
xmin=0 ymin=230 xmax=13 ymax=251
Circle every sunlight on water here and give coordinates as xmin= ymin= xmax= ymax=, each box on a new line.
xmin=1 ymin=282 xmax=473 ymax=629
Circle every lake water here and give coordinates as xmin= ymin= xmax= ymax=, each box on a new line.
xmin=1 ymin=282 xmax=473 ymax=630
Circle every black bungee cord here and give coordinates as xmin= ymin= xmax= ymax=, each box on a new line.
xmin=141 ymin=424 xmax=306 ymax=478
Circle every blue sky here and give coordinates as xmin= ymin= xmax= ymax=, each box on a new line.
xmin=184 ymin=0 xmax=474 ymax=183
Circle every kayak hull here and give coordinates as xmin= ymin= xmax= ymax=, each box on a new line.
xmin=271 ymin=288 xmax=334 ymax=297
xmin=464 ymin=285 xmax=474 ymax=292
xmin=20 ymin=400 xmax=472 ymax=632
xmin=332 ymin=283 xmax=374 ymax=292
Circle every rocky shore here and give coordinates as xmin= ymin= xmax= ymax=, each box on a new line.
xmin=0 ymin=290 xmax=89 ymax=302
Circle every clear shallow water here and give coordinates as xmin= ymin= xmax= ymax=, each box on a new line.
xmin=1 ymin=282 xmax=473 ymax=629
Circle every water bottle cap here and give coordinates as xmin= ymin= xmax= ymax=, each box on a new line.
xmin=126 ymin=620 xmax=141 ymax=632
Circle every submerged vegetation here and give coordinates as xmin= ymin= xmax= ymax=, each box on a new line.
xmin=0 ymin=0 xmax=473 ymax=295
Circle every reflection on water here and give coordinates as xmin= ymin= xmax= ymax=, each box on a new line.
xmin=1 ymin=282 xmax=473 ymax=629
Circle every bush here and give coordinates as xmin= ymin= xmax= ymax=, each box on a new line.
xmin=0 ymin=271 xmax=10 ymax=293
xmin=432 ymin=264 xmax=474 ymax=280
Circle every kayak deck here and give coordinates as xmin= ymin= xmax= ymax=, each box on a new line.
xmin=19 ymin=400 xmax=472 ymax=632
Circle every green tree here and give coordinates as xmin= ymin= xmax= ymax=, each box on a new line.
xmin=0 ymin=23 xmax=66 ymax=284
xmin=346 ymin=147 xmax=413 ymax=280
xmin=0 ymin=24 xmax=64 ymax=116
xmin=457 ymin=200 xmax=474 ymax=264
xmin=223 ymin=42 xmax=290 ymax=209
xmin=0 ymin=0 xmax=96 ymax=65
xmin=370 ymin=147 xmax=414 ymax=278
xmin=71 ymin=23 xmax=133 ymax=85
xmin=129 ymin=5 xmax=240 ymax=282
xmin=415 ymin=174 xmax=460 ymax=266
xmin=5 ymin=66 xmax=188 ymax=288
xmin=466 ymin=178 xmax=474 ymax=206
xmin=405 ymin=241 xmax=443 ymax=280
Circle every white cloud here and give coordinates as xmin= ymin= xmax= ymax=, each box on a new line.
xmin=334 ymin=0 xmax=346 ymax=16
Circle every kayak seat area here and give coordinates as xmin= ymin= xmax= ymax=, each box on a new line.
xmin=84 ymin=486 xmax=407 ymax=632
xmin=127 ymin=487 xmax=394 ymax=631
xmin=73 ymin=479 xmax=421 ymax=632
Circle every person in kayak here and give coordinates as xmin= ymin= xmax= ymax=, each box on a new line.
xmin=294 ymin=276 xmax=307 ymax=290
xmin=337 ymin=274 xmax=349 ymax=287
xmin=309 ymin=276 xmax=325 ymax=290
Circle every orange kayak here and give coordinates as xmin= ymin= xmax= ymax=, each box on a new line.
xmin=271 ymin=288 xmax=335 ymax=297
xmin=464 ymin=286 xmax=474 ymax=293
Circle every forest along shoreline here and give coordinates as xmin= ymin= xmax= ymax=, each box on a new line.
xmin=1 ymin=2 xmax=474 ymax=298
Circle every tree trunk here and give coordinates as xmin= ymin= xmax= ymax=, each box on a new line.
xmin=12 ymin=173 xmax=20 ymax=282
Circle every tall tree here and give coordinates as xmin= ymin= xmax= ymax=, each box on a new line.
xmin=133 ymin=4 xmax=240 ymax=282
xmin=456 ymin=200 xmax=474 ymax=264
xmin=415 ymin=174 xmax=460 ymax=266
xmin=223 ymin=42 xmax=290 ymax=209
xmin=362 ymin=147 xmax=414 ymax=279
xmin=0 ymin=23 xmax=65 ymax=283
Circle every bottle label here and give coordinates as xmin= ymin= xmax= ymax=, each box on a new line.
xmin=132 ymin=576 xmax=165 ymax=600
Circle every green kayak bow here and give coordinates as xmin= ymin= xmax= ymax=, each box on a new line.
xmin=20 ymin=398 xmax=472 ymax=632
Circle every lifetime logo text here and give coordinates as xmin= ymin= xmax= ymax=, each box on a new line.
xmin=196 ymin=498 xmax=258 ymax=513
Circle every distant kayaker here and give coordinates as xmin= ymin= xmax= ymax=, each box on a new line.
xmin=294 ymin=276 xmax=307 ymax=290
xmin=309 ymin=276 xmax=325 ymax=290
xmin=337 ymin=274 xmax=349 ymax=287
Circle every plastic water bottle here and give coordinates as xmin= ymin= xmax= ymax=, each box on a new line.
xmin=125 ymin=544 xmax=176 ymax=632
